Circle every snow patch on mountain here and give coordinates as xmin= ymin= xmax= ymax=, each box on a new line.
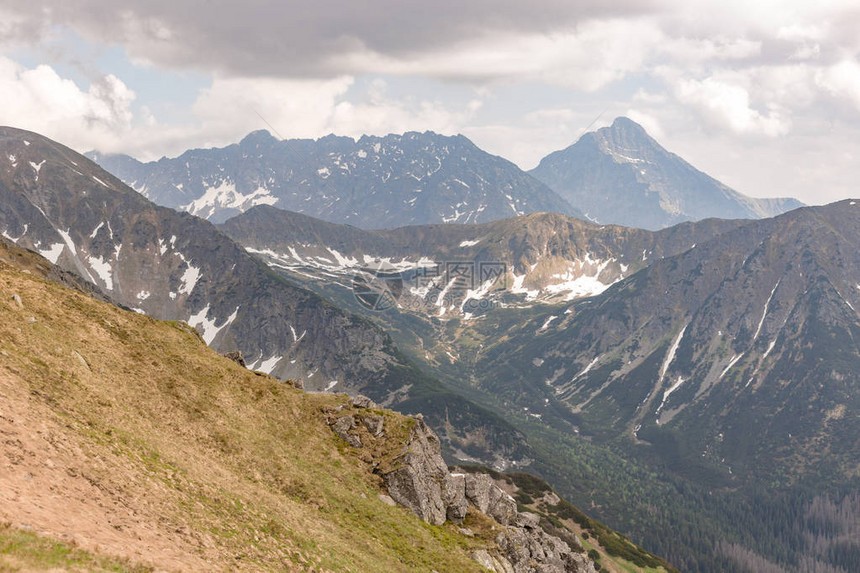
xmin=1 ymin=224 xmax=27 ymax=242
xmin=29 ymin=160 xmax=45 ymax=181
xmin=57 ymin=229 xmax=77 ymax=257
xmin=187 ymin=304 xmax=240 ymax=345
xmin=90 ymin=222 xmax=104 ymax=239
xmin=753 ymin=282 xmax=780 ymax=341
xmin=660 ymin=324 xmax=688 ymax=382
xmin=510 ymin=273 xmax=539 ymax=301
xmin=255 ymin=354 xmax=282 ymax=374
xmin=87 ymin=255 xmax=114 ymax=290
xmin=656 ymin=376 xmax=686 ymax=422
xmin=38 ymin=243 xmax=65 ymax=264
xmin=178 ymin=261 xmax=201 ymax=295
xmin=182 ymin=181 xmax=278 ymax=218
xmin=719 ymin=353 xmax=745 ymax=380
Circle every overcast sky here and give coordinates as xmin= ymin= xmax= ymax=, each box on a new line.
xmin=1 ymin=0 xmax=859 ymax=204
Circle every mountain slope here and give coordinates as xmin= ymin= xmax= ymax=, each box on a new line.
xmin=0 ymin=125 xmax=531 ymax=468
xmin=530 ymin=117 xmax=803 ymax=230
xmin=220 ymin=204 xmax=746 ymax=315
xmin=0 ymin=126 xmax=401 ymax=388
xmin=88 ymin=130 xmax=581 ymax=227
xmin=221 ymin=201 xmax=860 ymax=571
xmin=466 ymin=201 xmax=860 ymax=570
xmin=0 ymin=242 xmax=614 ymax=572
xmin=480 ymin=200 xmax=860 ymax=488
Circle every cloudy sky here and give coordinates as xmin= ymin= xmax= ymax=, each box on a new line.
xmin=1 ymin=0 xmax=859 ymax=205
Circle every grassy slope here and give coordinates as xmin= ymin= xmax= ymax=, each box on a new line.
xmin=0 ymin=246 xmax=490 ymax=572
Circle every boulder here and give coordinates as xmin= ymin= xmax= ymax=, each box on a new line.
xmin=350 ymin=395 xmax=378 ymax=409
xmin=465 ymin=472 xmax=494 ymax=513
xmin=380 ymin=416 xmax=449 ymax=525
xmin=471 ymin=549 xmax=515 ymax=573
xmin=360 ymin=414 xmax=384 ymax=437
xmin=486 ymin=485 xmax=518 ymax=526
xmin=443 ymin=473 xmax=468 ymax=524
xmin=493 ymin=526 xmax=597 ymax=573
xmin=221 ymin=350 xmax=246 ymax=368
xmin=332 ymin=416 xmax=362 ymax=448
xmin=10 ymin=294 xmax=22 ymax=309
xmin=515 ymin=511 xmax=541 ymax=530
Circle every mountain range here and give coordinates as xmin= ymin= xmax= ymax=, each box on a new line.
xmin=88 ymin=117 xmax=802 ymax=231
xmin=218 ymin=205 xmax=746 ymax=315
xmin=3 ymin=234 xmax=673 ymax=572
xmin=529 ymin=117 xmax=804 ymax=230
xmin=88 ymin=130 xmax=580 ymax=227
xmin=3 ymin=124 xmax=857 ymax=572
xmin=0 ymin=125 xmax=532 ymax=469
xmin=219 ymin=200 xmax=859 ymax=489
xmin=218 ymin=201 xmax=860 ymax=572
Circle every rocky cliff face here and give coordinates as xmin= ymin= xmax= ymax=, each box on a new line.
xmin=325 ymin=395 xmax=597 ymax=573
xmin=88 ymin=130 xmax=580 ymax=227
xmin=530 ymin=117 xmax=803 ymax=230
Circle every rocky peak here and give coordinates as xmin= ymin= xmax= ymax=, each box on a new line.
xmin=530 ymin=116 xmax=803 ymax=230
xmin=239 ymin=129 xmax=278 ymax=149
xmin=590 ymin=117 xmax=664 ymax=164
xmin=88 ymin=128 xmax=580 ymax=228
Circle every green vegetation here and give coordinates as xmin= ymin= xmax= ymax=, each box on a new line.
xmin=0 ymin=257 xmax=491 ymax=572
xmin=0 ymin=524 xmax=153 ymax=572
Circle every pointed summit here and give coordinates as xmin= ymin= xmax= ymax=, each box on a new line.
xmin=530 ymin=117 xmax=803 ymax=230
xmin=239 ymin=129 xmax=277 ymax=147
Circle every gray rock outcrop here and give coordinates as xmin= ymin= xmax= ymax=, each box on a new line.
xmin=462 ymin=472 xmax=517 ymax=526
xmin=332 ymin=416 xmax=362 ymax=448
xmin=381 ymin=415 xmax=450 ymax=525
xmin=360 ymin=414 xmax=385 ymax=437
xmin=493 ymin=526 xmax=596 ymax=573
xmin=325 ymin=405 xmax=595 ymax=572
xmin=221 ymin=350 xmax=246 ymax=367
xmin=350 ymin=394 xmax=378 ymax=409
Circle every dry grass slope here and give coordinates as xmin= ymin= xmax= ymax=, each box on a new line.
xmin=0 ymin=245 xmax=488 ymax=572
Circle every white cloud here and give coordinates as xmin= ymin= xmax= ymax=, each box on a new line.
xmin=625 ymin=109 xmax=665 ymax=139
xmin=191 ymin=75 xmax=354 ymax=140
xmin=189 ymin=74 xmax=482 ymax=145
xmin=673 ymin=75 xmax=791 ymax=137
xmin=335 ymin=18 xmax=663 ymax=91
xmin=0 ymin=59 xmax=485 ymax=161
xmin=658 ymin=35 xmax=762 ymax=67
xmin=0 ymin=57 xmax=136 ymax=148
xmin=815 ymin=60 xmax=860 ymax=110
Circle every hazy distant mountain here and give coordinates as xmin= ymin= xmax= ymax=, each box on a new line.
xmin=88 ymin=130 xmax=581 ymax=227
xmin=530 ymin=117 xmax=804 ymax=230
